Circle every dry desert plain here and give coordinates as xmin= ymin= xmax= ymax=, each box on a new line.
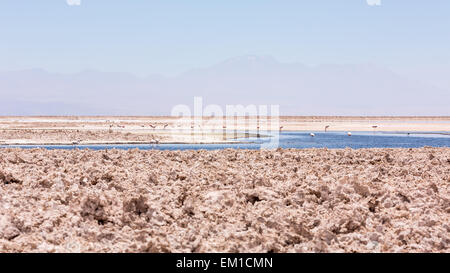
xmin=0 ymin=116 xmax=449 ymax=253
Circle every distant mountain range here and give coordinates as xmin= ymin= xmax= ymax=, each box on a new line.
xmin=0 ymin=56 xmax=448 ymax=115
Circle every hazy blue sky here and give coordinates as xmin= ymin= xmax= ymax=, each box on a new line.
xmin=1 ymin=0 xmax=449 ymax=80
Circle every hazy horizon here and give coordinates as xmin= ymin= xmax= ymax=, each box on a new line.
xmin=1 ymin=1 xmax=449 ymax=115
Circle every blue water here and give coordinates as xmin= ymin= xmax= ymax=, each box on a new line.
xmin=2 ymin=131 xmax=449 ymax=150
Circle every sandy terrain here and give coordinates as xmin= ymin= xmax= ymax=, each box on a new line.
xmin=0 ymin=147 xmax=449 ymax=253
xmin=0 ymin=116 xmax=449 ymax=145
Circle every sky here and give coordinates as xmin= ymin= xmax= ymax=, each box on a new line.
xmin=0 ymin=0 xmax=449 ymax=116
xmin=1 ymin=0 xmax=449 ymax=82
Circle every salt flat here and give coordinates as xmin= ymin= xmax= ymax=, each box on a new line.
xmin=0 ymin=116 xmax=449 ymax=145
xmin=0 ymin=147 xmax=448 ymax=252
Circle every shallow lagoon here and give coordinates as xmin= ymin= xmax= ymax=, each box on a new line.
xmin=2 ymin=131 xmax=449 ymax=150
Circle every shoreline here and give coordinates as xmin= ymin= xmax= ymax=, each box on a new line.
xmin=1 ymin=116 xmax=450 ymax=146
xmin=0 ymin=141 xmax=249 ymax=146
xmin=0 ymin=130 xmax=449 ymax=147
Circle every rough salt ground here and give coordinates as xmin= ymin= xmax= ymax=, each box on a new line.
xmin=0 ymin=147 xmax=449 ymax=252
